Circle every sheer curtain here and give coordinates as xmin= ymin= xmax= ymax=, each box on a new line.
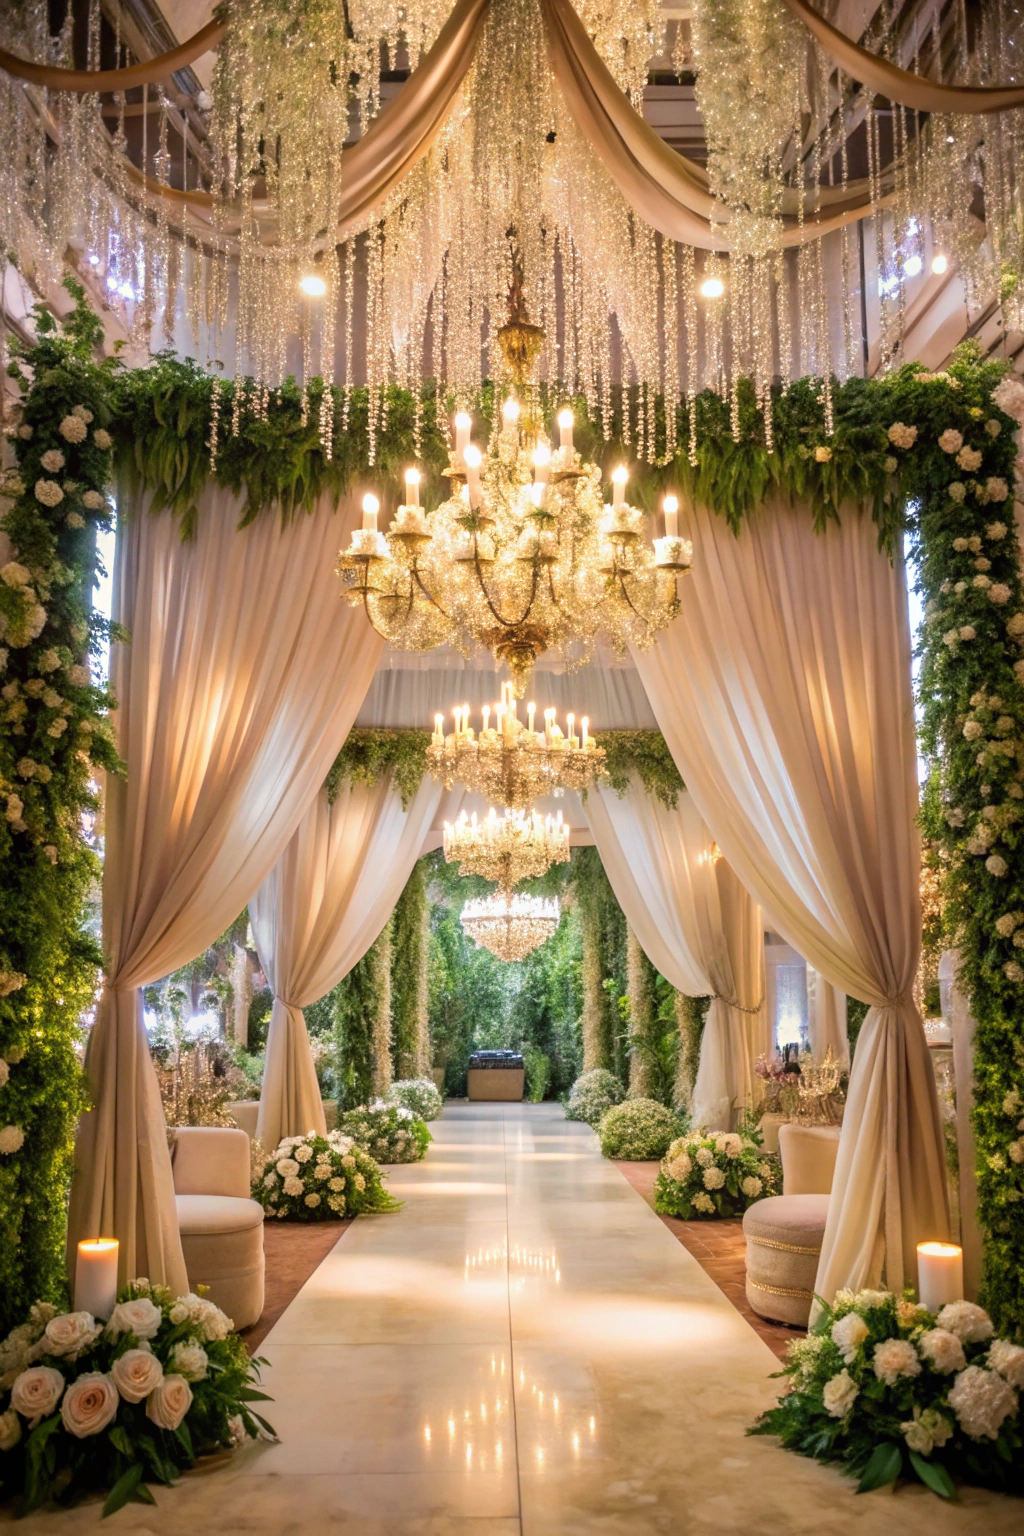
xmin=68 ymin=488 xmax=381 ymax=1288
xmin=807 ymin=967 xmax=850 ymax=1064
xmin=584 ymin=784 xmax=768 ymax=1128
xmin=249 ymin=774 xmax=455 ymax=1148
xmin=635 ymin=499 xmax=949 ymax=1298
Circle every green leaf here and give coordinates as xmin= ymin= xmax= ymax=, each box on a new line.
xmin=908 ymin=1451 xmax=956 ymax=1500
xmin=108 ymin=1425 xmax=134 ymax=1457
xmin=101 ymin=1463 xmax=145 ymax=1518
xmin=856 ymin=1441 xmax=903 ymax=1494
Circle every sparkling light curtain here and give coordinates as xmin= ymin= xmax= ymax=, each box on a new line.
xmin=635 ymin=499 xmax=949 ymax=1299
xmin=583 ymin=783 xmax=768 ymax=1129
xmin=67 ymin=488 xmax=381 ymax=1288
xmin=249 ymin=773 xmax=454 ymax=1149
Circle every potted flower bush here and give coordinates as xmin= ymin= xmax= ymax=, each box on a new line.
xmin=340 ymin=1101 xmax=431 ymax=1164
xmin=654 ymin=1129 xmax=779 ymax=1217
xmin=598 ymin=1098 xmax=680 ymax=1160
xmin=254 ymin=1130 xmax=398 ymax=1219
xmin=0 ymin=1282 xmax=272 ymax=1517
xmin=564 ymin=1069 xmax=625 ymax=1129
xmin=751 ymin=1288 xmax=1024 ymax=1498
xmin=387 ymin=1078 xmax=443 ymax=1121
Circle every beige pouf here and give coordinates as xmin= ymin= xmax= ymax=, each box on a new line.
xmin=171 ymin=1127 xmax=265 ymax=1331
xmin=778 ymin=1123 xmax=842 ymax=1195
xmin=743 ymin=1193 xmax=830 ymax=1328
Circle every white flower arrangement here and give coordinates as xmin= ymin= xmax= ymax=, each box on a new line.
xmin=57 ymin=414 xmax=87 ymax=444
xmin=254 ymin=1129 xmax=398 ymax=1218
xmin=655 ymin=1128 xmax=778 ymax=1218
xmin=938 ymin=428 xmax=963 ymax=453
xmin=0 ymin=1282 xmax=271 ymax=1517
xmin=597 ymin=1097 xmax=681 ymax=1160
xmin=753 ymin=1288 xmax=1024 ymax=1498
xmin=887 ymin=422 xmax=918 ymax=449
xmin=387 ymin=1077 xmax=443 ymax=1121
xmin=564 ymin=1068 xmax=625 ymax=1128
xmin=340 ymin=1101 xmax=431 ymax=1164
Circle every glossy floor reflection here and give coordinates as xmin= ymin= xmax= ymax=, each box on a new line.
xmin=9 ymin=1103 xmax=1021 ymax=1534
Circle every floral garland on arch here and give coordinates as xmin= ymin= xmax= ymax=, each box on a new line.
xmin=0 ymin=280 xmax=123 ymax=1337
xmin=0 ymin=1281 xmax=272 ymax=1518
xmin=913 ymin=359 xmax=1024 ymax=1343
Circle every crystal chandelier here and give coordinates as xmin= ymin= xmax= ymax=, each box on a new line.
xmin=461 ymin=893 xmax=561 ymax=962
xmin=427 ymin=682 xmax=606 ymax=809
xmin=338 ymin=279 xmax=691 ymax=696
xmin=443 ymin=806 xmax=570 ymax=892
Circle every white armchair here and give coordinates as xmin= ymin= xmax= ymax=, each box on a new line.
xmin=170 ymin=1126 xmax=265 ymax=1331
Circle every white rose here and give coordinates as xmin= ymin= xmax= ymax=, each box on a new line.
xmin=111 ymin=1348 xmax=164 ymax=1403
xmin=936 ymin=1301 xmax=995 ymax=1342
xmin=58 ymin=415 xmax=87 ymax=444
xmin=43 ymin=1311 xmax=100 ymax=1357
xmin=873 ymin=1338 xmax=921 ymax=1385
xmin=918 ymin=1328 xmax=966 ymax=1374
xmin=283 ymin=1175 xmax=304 ymax=1196
xmin=60 ymin=1372 xmax=118 ymax=1437
xmin=831 ymin=1311 xmax=869 ymax=1363
xmin=822 ymin=1368 xmax=858 ymax=1418
xmin=168 ymin=1341 xmax=208 ymax=1381
xmin=0 ymin=1407 xmax=21 ymax=1450
xmin=276 ymin=1157 xmax=300 ymax=1177
xmin=294 ymin=1144 xmax=313 ymax=1163
xmin=11 ymin=1365 xmax=65 ymax=1421
xmin=702 ymin=1165 xmax=725 ymax=1190
xmin=106 ymin=1296 xmax=162 ymax=1341
xmin=938 ymin=428 xmax=963 ymax=453
xmin=948 ymin=1365 xmax=1017 ymax=1441
xmin=145 ymin=1373 xmax=193 ymax=1431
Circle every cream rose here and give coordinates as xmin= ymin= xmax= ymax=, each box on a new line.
xmin=822 ymin=1368 xmax=858 ymax=1418
xmin=11 ymin=1365 xmax=65 ymax=1421
xmin=111 ymin=1348 xmax=164 ymax=1403
xmin=42 ymin=1311 xmax=99 ymax=1358
xmin=873 ymin=1338 xmax=921 ymax=1385
xmin=60 ymin=1372 xmax=118 ymax=1437
xmin=831 ymin=1311 xmax=869 ymax=1363
xmin=918 ymin=1327 xmax=966 ymax=1375
xmin=107 ymin=1296 xmax=163 ymax=1341
xmin=145 ymin=1373 xmax=193 ymax=1431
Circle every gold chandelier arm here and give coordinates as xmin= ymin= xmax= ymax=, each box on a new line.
xmin=781 ymin=0 xmax=1024 ymax=116
xmin=0 ymin=18 xmax=227 ymax=93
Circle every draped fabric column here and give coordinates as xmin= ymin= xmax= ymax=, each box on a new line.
xmin=249 ymin=773 xmax=452 ymax=1150
xmin=68 ymin=488 xmax=381 ymax=1288
xmin=583 ymin=783 xmax=768 ymax=1128
xmin=634 ymin=499 xmax=949 ymax=1299
xmin=807 ymin=967 xmax=850 ymax=1064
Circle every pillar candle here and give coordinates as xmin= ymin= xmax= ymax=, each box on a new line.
xmin=663 ymin=493 xmax=679 ymax=540
xmin=361 ymin=493 xmax=379 ymax=532
xmin=582 ymin=715 xmax=589 ymax=748
xmin=917 ymin=1242 xmax=964 ymax=1312
xmin=558 ymin=409 xmax=573 ymax=452
xmin=612 ymin=467 xmax=627 ymax=509
xmin=482 ymin=704 xmax=490 ymax=734
xmin=74 ymin=1238 xmax=119 ymax=1320
xmin=527 ymin=702 xmax=536 ymax=736
xmin=405 ymin=468 xmax=420 ymax=507
xmin=434 ymin=713 xmax=443 ymax=744
xmin=454 ymin=412 xmax=471 ymax=458
xmin=464 ymin=444 xmax=483 ymax=508
xmin=567 ymin=712 xmax=576 ymax=747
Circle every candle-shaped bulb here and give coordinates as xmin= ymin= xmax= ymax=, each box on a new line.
xmin=612 ymin=466 xmax=627 ymax=508
xmin=405 ymin=467 xmax=421 ymax=507
xmin=528 ymin=701 xmax=536 ymax=734
xmin=582 ymin=715 xmax=589 ymax=747
xmin=361 ymin=492 xmax=380 ymax=532
xmin=502 ymin=398 xmax=520 ymax=423
xmin=482 ymin=704 xmax=490 ymax=732
xmin=557 ymin=409 xmax=574 ymax=451
xmin=567 ymin=711 xmax=575 ymax=745
xmin=464 ymin=444 xmax=482 ymax=469
xmin=434 ymin=712 xmax=443 ymax=741
xmin=662 ymin=493 xmax=679 ymax=540
xmin=463 ymin=443 xmax=483 ymax=508
xmin=454 ymin=411 xmax=472 ymax=456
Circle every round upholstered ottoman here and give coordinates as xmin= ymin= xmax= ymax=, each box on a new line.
xmin=743 ymin=1193 xmax=829 ymax=1327
xmin=176 ymin=1194 xmax=266 ymax=1331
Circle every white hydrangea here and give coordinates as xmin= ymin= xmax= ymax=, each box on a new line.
xmin=888 ymin=422 xmax=918 ymax=449
xmin=82 ymin=490 xmax=105 ymax=511
xmin=283 ymin=1175 xmax=304 ymax=1196
xmin=0 ymin=1125 xmax=25 ymax=1154
xmin=328 ymin=1176 xmax=345 ymax=1192
xmin=692 ymin=1191 xmax=714 ymax=1214
xmin=988 ymin=584 xmax=1012 ymax=605
xmin=957 ymin=445 xmax=983 ymax=472
xmin=58 ymin=415 xmax=87 ymax=444
xmin=986 ymin=477 xmax=1010 ymax=502
xmin=304 ymin=1192 xmax=321 ymax=1208
xmin=948 ymin=481 xmax=967 ymax=502
xmin=702 ymin=1165 xmax=725 ymax=1190
xmin=947 ymin=1365 xmax=1017 ymax=1440
xmin=987 ymin=855 xmax=1009 ymax=878
xmin=276 ymin=1157 xmax=299 ymax=1177
xmin=294 ymin=1144 xmax=313 ymax=1163
xmin=935 ymin=1301 xmax=994 ymax=1343
xmin=740 ymin=1175 xmax=762 ymax=1198
xmin=938 ymin=428 xmax=963 ymax=453
xmin=40 ymin=449 xmax=64 ymax=472
xmin=988 ymin=1338 xmax=1024 ymax=1389
xmin=93 ymin=428 xmax=112 ymax=450
xmin=34 ymin=479 xmax=64 ymax=507
xmin=959 ymin=625 xmax=976 ymax=641
xmin=963 ymin=720 xmax=983 ymax=740
xmin=695 ymin=1146 xmax=714 ymax=1168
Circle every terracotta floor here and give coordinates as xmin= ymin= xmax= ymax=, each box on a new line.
xmin=613 ymin=1160 xmax=801 ymax=1362
xmin=245 ymin=1218 xmax=353 ymax=1354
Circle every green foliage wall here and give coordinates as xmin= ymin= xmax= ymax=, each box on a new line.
xmin=0 ymin=285 xmax=122 ymax=1333
xmin=573 ymin=848 xmax=628 ymax=1077
xmin=391 ymin=859 xmax=430 ymax=1078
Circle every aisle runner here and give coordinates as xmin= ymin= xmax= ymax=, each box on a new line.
xmin=11 ymin=1105 xmax=1020 ymax=1533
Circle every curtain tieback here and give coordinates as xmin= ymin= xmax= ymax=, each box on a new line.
xmin=714 ymin=992 xmax=766 ymax=1015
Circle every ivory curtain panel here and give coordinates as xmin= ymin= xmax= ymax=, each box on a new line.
xmin=67 ymin=488 xmax=381 ymax=1288
xmin=634 ymin=499 xmax=949 ymax=1299
xmin=249 ymin=773 xmax=454 ymax=1150
xmin=584 ymin=784 xmax=768 ymax=1130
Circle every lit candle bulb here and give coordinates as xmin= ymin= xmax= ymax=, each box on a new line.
xmin=434 ymin=712 xmax=443 ymax=743
xmin=528 ymin=701 xmax=536 ymax=735
xmin=557 ymin=408 xmax=573 ymax=452
xmin=464 ymin=444 xmax=483 ymax=508
xmin=453 ymin=707 xmax=461 ymax=738
xmin=496 ymin=702 xmax=504 ymax=737
xmin=503 ymin=398 xmax=520 ymax=424
xmin=612 ymin=466 xmax=627 ymax=510
xmin=361 ymin=492 xmax=379 ymax=532
xmin=454 ymin=411 xmax=472 ymax=458
xmin=405 ymin=467 xmax=421 ymax=507
xmin=74 ymin=1238 xmax=119 ymax=1320
xmin=662 ymin=493 xmax=679 ymax=540
xmin=582 ymin=716 xmax=589 ymax=748
xmin=917 ymin=1242 xmax=964 ymax=1312
xmin=567 ymin=712 xmax=576 ymax=747
xmin=533 ymin=443 xmax=551 ymax=485
xmin=482 ymin=704 xmax=490 ymax=733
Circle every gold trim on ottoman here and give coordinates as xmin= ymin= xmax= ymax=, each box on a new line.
xmin=749 ymin=1234 xmax=822 ymax=1257
xmin=748 ymin=1279 xmax=814 ymax=1301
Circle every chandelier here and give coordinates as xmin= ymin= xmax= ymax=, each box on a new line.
xmin=338 ymin=279 xmax=691 ymax=696
xmin=427 ymin=682 xmax=606 ymax=808
xmin=443 ymin=806 xmax=570 ymax=892
xmin=461 ymin=894 xmax=561 ymax=962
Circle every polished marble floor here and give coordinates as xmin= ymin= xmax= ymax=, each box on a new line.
xmin=9 ymin=1103 xmax=1022 ymax=1534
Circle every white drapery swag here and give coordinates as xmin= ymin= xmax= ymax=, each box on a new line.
xmin=807 ymin=967 xmax=850 ymax=1064
xmin=249 ymin=773 xmax=454 ymax=1149
xmin=584 ymin=783 xmax=768 ymax=1130
xmin=634 ymin=500 xmax=949 ymax=1299
xmin=67 ymin=489 xmax=381 ymax=1288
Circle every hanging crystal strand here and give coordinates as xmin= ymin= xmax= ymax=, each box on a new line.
xmin=662 ymin=239 xmax=679 ymax=465
xmin=680 ymin=244 xmax=698 ymax=466
xmin=207 ymin=377 xmax=222 ymax=472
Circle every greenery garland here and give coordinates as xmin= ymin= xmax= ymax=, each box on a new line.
xmin=625 ymin=929 xmax=659 ymax=1098
xmin=391 ymin=861 xmax=430 ymax=1078
xmin=0 ymin=282 xmax=123 ymax=1336
xmin=913 ymin=358 xmax=1024 ymax=1341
